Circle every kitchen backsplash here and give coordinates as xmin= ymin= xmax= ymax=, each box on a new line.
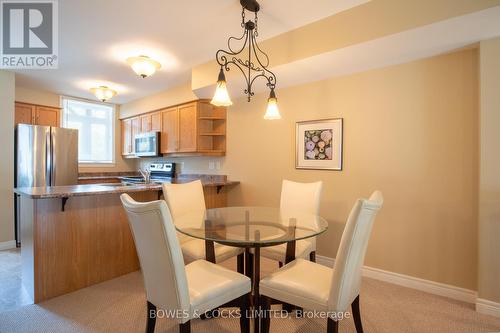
xmin=137 ymin=156 xmax=225 ymax=175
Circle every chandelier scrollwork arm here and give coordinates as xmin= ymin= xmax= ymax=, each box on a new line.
xmin=214 ymin=5 xmax=277 ymax=102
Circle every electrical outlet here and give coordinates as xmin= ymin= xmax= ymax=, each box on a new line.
xmin=216 ymin=161 xmax=221 ymax=170
xmin=209 ymin=161 xmax=215 ymax=170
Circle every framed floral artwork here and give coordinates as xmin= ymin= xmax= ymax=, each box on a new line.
xmin=295 ymin=118 xmax=343 ymax=170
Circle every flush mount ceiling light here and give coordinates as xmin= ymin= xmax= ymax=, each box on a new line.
xmin=126 ymin=55 xmax=161 ymax=78
xmin=90 ymin=86 xmax=117 ymax=102
xmin=211 ymin=0 xmax=280 ymax=120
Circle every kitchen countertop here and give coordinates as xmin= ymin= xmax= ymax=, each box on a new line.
xmin=14 ymin=178 xmax=240 ymax=199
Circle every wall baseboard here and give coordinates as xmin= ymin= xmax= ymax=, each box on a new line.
xmin=476 ymin=298 xmax=500 ymax=318
xmin=0 ymin=240 xmax=16 ymax=251
xmin=316 ymin=255 xmax=477 ymax=304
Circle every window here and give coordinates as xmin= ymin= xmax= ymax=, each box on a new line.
xmin=62 ymin=97 xmax=115 ymax=165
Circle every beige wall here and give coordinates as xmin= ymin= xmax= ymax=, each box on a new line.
xmin=478 ymin=37 xmax=500 ymax=303
xmin=120 ymin=82 xmax=197 ymax=119
xmin=15 ymin=85 xmax=60 ymax=107
xmin=0 ymin=71 xmax=15 ymax=244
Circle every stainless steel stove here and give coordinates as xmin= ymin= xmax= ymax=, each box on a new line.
xmin=120 ymin=162 xmax=176 ymax=184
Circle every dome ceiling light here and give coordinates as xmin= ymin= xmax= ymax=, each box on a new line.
xmin=211 ymin=0 xmax=280 ymax=120
xmin=126 ymin=55 xmax=161 ymax=78
xmin=90 ymin=86 xmax=117 ymax=102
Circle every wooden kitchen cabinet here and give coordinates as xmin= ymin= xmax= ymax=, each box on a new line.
xmin=36 ymin=106 xmax=60 ymax=126
xmin=15 ymin=102 xmax=60 ymax=127
xmin=178 ymin=102 xmax=197 ymax=152
xmin=121 ymin=118 xmax=133 ymax=156
xmin=150 ymin=112 xmax=161 ymax=132
xmin=15 ymin=103 xmax=35 ymax=125
xmin=140 ymin=111 xmax=161 ymax=133
xmin=161 ymin=107 xmax=178 ymax=153
xmin=121 ymin=99 xmax=226 ymax=157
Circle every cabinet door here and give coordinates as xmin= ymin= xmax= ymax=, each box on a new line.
xmin=121 ymin=119 xmax=133 ymax=155
xmin=161 ymin=107 xmax=178 ymax=153
xmin=151 ymin=112 xmax=161 ymax=132
xmin=178 ymin=103 xmax=197 ymax=152
xmin=140 ymin=114 xmax=151 ymax=133
xmin=15 ymin=103 xmax=35 ymax=125
xmin=131 ymin=117 xmax=141 ymax=153
xmin=36 ymin=106 xmax=60 ymax=127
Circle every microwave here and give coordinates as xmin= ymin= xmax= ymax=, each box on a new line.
xmin=134 ymin=132 xmax=160 ymax=157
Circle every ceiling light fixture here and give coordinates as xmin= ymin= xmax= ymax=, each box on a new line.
xmin=211 ymin=0 xmax=280 ymax=119
xmin=126 ymin=55 xmax=161 ymax=78
xmin=90 ymin=86 xmax=117 ymax=102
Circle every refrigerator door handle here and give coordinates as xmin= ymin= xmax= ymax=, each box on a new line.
xmin=51 ymin=128 xmax=56 ymax=186
xmin=46 ymin=129 xmax=52 ymax=185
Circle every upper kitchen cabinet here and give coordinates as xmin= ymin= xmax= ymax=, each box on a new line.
xmin=121 ymin=118 xmax=133 ymax=156
xmin=140 ymin=111 xmax=161 ymax=133
xmin=15 ymin=102 xmax=61 ymax=127
xmin=121 ymin=99 xmax=226 ymax=157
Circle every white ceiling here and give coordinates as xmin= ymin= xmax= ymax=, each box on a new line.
xmin=12 ymin=0 xmax=370 ymax=104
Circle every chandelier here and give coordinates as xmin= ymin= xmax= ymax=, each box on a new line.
xmin=210 ymin=0 xmax=281 ymax=120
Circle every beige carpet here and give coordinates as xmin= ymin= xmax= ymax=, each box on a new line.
xmin=1 ymin=258 xmax=500 ymax=333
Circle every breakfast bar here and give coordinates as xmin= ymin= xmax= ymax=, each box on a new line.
xmin=14 ymin=177 xmax=239 ymax=303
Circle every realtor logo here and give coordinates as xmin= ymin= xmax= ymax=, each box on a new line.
xmin=1 ymin=0 xmax=58 ymax=68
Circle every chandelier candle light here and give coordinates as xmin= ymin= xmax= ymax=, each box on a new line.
xmin=211 ymin=0 xmax=281 ymax=120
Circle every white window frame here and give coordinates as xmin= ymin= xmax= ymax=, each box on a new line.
xmin=61 ymin=96 xmax=116 ymax=167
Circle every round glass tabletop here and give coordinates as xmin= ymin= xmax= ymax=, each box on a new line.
xmin=174 ymin=206 xmax=329 ymax=247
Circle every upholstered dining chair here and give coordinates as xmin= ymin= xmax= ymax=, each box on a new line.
xmin=162 ymin=180 xmax=244 ymax=272
xmin=260 ymin=180 xmax=323 ymax=264
xmin=259 ymin=191 xmax=384 ymax=333
xmin=120 ymin=194 xmax=251 ymax=333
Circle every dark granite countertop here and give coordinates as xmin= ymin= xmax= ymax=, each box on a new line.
xmin=14 ymin=177 xmax=239 ymax=199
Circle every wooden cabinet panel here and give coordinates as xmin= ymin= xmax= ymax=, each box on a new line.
xmin=35 ymin=106 xmax=59 ymax=127
xmin=178 ymin=103 xmax=197 ymax=152
xmin=121 ymin=118 xmax=133 ymax=155
xmin=151 ymin=112 xmax=161 ymax=132
xmin=161 ymin=107 xmax=178 ymax=153
xmin=15 ymin=103 xmax=35 ymax=125
xmin=131 ymin=117 xmax=141 ymax=153
xmin=140 ymin=115 xmax=151 ymax=133
xmin=120 ymin=100 xmax=226 ymax=157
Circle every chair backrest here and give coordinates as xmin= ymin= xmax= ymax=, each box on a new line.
xmin=163 ymin=180 xmax=206 ymax=244
xmin=120 ymin=194 xmax=190 ymax=315
xmin=328 ymin=191 xmax=383 ymax=312
xmin=280 ymin=180 xmax=323 ymax=250
xmin=163 ymin=180 xmax=206 ymax=219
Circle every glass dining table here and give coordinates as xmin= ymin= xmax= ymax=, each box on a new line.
xmin=175 ymin=206 xmax=329 ymax=332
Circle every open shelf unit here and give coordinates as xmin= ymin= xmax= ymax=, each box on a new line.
xmin=197 ymin=101 xmax=227 ymax=154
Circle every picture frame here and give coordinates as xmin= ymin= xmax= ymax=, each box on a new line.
xmin=295 ymin=118 xmax=343 ymax=170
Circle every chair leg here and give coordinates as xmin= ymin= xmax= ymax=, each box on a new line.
xmin=237 ymin=253 xmax=245 ymax=274
xmin=179 ymin=320 xmax=191 ymax=333
xmin=309 ymin=251 xmax=316 ymax=262
xmin=240 ymin=293 xmax=250 ymax=333
xmin=146 ymin=301 xmax=156 ymax=333
xmin=260 ymin=295 xmax=271 ymax=333
xmin=327 ymin=318 xmax=338 ymax=333
xmin=278 ymin=261 xmax=283 ymax=268
xmin=352 ymin=295 xmax=364 ymax=333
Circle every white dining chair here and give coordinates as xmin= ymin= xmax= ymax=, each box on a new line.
xmin=162 ymin=180 xmax=244 ymax=272
xmin=120 ymin=194 xmax=251 ymax=333
xmin=259 ymin=191 xmax=384 ymax=333
xmin=260 ymin=180 xmax=323 ymax=264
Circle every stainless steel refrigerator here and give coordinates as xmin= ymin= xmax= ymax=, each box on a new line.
xmin=15 ymin=124 xmax=79 ymax=245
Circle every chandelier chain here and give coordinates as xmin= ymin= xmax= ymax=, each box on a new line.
xmin=254 ymin=12 xmax=258 ymax=36
xmin=241 ymin=8 xmax=245 ymax=28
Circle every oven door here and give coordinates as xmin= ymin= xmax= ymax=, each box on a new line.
xmin=134 ymin=132 xmax=160 ymax=157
